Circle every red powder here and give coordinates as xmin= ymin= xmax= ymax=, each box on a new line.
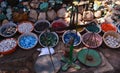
xmin=101 ymin=23 xmax=117 ymax=32
xmin=52 ymin=21 xmax=67 ymax=35
xmin=52 ymin=22 xmax=66 ymax=28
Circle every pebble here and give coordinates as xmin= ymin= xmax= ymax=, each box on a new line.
xmin=0 ymin=13 xmax=6 ymax=21
xmin=19 ymin=35 xmax=37 ymax=49
xmin=0 ymin=1 xmax=7 ymax=8
xmin=39 ymin=2 xmax=48 ymax=11
xmin=29 ymin=9 xmax=38 ymax=22
xmin=13 ymin=12 xmax=28 ymax=22
xmin=94 ymin=10 xmax=102 ymax=18
xmin=18 ymin=22 xmax=33 ymax=33
xmin=47 ymin=9 xmax=56 ymax=21
xmin=30 ymin=0 xmax=39 ymax=9
xmin=83 ymin=11 xmax=94 ymax=21
xmin=57 ymin=8 xmax=67 ymax=18
xmin=105 ymin=35 xmax=119 ymax=48
xmin=0 ymin=38 xmax=17 ymax=52
xmin=2 ymin=19 xmax=9 ymax=25
xmin=38 ymin=12 xmax=46 ymax=20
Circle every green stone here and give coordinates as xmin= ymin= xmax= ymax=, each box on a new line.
xmin=0 ymin=13 xmax=6 ymax=21
xmin=39 ymin=2 xmax=48 ymax=12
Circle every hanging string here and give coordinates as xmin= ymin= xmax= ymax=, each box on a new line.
xmin=44 ymin=30 xmax=56 ymax=73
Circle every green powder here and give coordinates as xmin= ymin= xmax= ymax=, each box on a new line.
xmin=86 ymin=25 xmax=100 ymax=33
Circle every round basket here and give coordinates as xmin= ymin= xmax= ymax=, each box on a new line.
xmin=0 ymin=22 xmax=17 ymax=37
xmin=82 ymin=32 xmax=102 ymax=48
xmin=18 ymin=21 xmax=34 ymax=34
xmin=39 ymin=31 xmax=59 ymax=47
xmin=34 ymin=20 xmax=50 ymax=33
xmin=18 ymin=32 xmax=38 ymax=50
xmin=103 ymin=31 xmax=120 ymax=48
xmin=62 ymin=30 xmax=81 ymax=46
xmin=0 ymin=38 xmax=17 ymax=55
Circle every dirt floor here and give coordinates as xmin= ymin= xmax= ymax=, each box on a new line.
xmin=0 ymin=31 xmax=120 ymax=73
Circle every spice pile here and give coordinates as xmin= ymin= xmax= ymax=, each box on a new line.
xmin=86 ymin=23 xmax=100 ymax=33
xmin=105 ymin=35 xmax=120 ymax=48
xmin=101 ymin=23 xmax=117 ymax=32
xmin=0 ymin=38 xmax=17 ymax=53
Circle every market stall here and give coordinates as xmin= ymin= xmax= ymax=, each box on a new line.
xmin=0 ymin=0 xmax=120 ymax=73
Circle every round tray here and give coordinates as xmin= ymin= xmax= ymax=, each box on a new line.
xmin=78 ymin=49 xmax=102 ymax=67
xmin=34 ymin=55 xmax=61 ymax=73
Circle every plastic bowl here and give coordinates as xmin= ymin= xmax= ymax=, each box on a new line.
xmin=0 ymin=22 xmax=17 ymax=37
xmin=0 ymin=38 xmax=17 ymax=55
xmin=62 ymin=30 xmax=81 ymax=46
xmin=39 ymin=31 xmax=59 ymax=47
xmin=82 ymin=32 xmax=102 ymax=48
xmin=18 ymin=33 xmax=38 ymax=50
xmin=103 ymin=31 xmax=120 ymax=48
xmin=18 ymin=21 xmax=34 ymax=34
xmin=34 ymin=20 xmax=50 ymax=33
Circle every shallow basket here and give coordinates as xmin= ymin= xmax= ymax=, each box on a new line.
xmin=0 ymin=38 xmax=17 ymax=55
xmin=103 ymin=31 xmax=120 ymax=48
xmin=0 ymin=22 xmax=17 ymax=37
xmin=18 ymin=32 xmax=38 ymax=50
xmin=39 ymin=31 xmax=59 ymax=47
xmin=62 ymin=30 xmax=81 ymax=46
xmin=34 ymin=20 xmax=50 ymax=33
xmin=82 ymin=32 xmax=102 ymax=48
xmin=18 ymin=21 xmax=34 ymax=34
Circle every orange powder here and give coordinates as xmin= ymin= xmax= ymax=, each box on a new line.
xmin=101 ymin=23 xmax=117 ymax=32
